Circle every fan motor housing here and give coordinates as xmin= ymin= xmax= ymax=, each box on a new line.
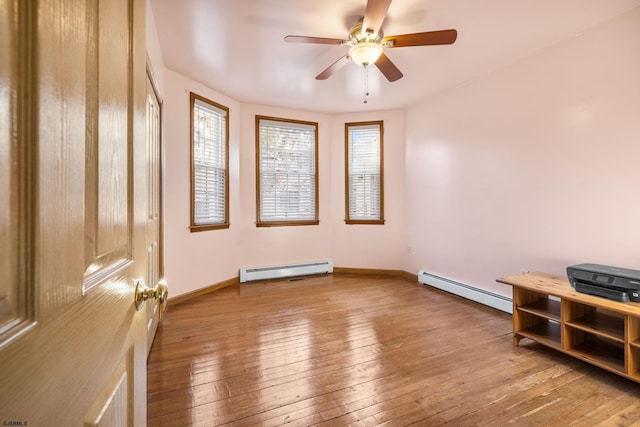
xmin=349 ymin=20 xmax=383 ymax=43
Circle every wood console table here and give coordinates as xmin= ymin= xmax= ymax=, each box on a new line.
xmin=498 ymin=272 xmax=640 ymax=383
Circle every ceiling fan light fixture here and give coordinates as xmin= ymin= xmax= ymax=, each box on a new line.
xmin=348 ymin=41 xmax=383 ymax=67
xmin=284 ymin=0 xmax=458 ymax=82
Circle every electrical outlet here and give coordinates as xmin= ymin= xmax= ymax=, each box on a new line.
xmin=407 ymin=246 xmax=412 ymax=254
xmin=520 ymin=269 xmax=530 ymax=275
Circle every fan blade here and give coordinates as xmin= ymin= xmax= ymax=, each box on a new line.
xmin=374 ymin=52 xmax=403 ymax=82
xmin=382 ymin=29 xmax=457 ymax=47
xmin=316 ymin=54 xmax=351 ymax=80
xmin=284 ymin=35 xmax=347 ymax=45
xmin=361 ymin=0 xmax=392 ymax=36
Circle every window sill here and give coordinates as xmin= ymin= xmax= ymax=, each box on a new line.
xmin=190 ymin=223 xmax=230 ymax=232
xmin=256 ymin=220 xmax=320 ymax=228
xmin=344 ymin=219 xmax=385 ymax=225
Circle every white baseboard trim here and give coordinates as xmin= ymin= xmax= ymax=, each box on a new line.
xmin=418 ymin=270 xmax=512 ymax=314
xmin=240 ymin=260 xmax=333 ymax=283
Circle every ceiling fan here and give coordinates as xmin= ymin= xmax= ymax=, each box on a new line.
xmin=284 ymin=0 xmax=457 ymax=82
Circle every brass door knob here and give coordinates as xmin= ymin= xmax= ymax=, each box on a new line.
xmin=134 ymin=279 xmax=168 ymax=318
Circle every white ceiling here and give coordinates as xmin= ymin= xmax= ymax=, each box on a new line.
xmin=150 ymin=0 xmax=640 ymax=114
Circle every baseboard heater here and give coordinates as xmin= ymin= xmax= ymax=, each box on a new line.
xmin=418 ymin=270 xmax=512 ymax=314
xmin=240 ymin=260 xmax=333 ymax=283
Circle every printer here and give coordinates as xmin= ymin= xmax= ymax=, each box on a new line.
xmin=567 ymin=263 xmax=640 ymax=303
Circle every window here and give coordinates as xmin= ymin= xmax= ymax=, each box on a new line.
xmin=190 ymin=92 xmax=229 ymax=231
xmin=256 ymin=116 xmax=319 ymax=226
xmin=345 ymin=121 xmax=384 ymax=224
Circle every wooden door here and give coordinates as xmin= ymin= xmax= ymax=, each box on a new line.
xmin=0 ymin=0 xmax=149 ymax=425
xmin=145 ymin=69 xmax=164 ymax=355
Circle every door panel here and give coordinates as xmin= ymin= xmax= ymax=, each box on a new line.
xmin=84 ymin=351 xmax=131 ymax=426
xmin=0 ymin=0 xmax=35 ymax=347
xmin=145 ymin=71 xmax=163 ymax=354
xmin=0 ymin=0 xmax=148 ymax=425
xmin=84 ymin=0 xmax=133 ymax=291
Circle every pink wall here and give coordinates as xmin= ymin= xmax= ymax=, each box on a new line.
xmin=329 ymin=111 xmax=405 ymax=270
xmin=163 ymin=70 xmax=243 ymax=296
xmin=157 ymin=5 xmax=640 ymax=300
xmin=162 ymin=73 xmax=406 ymax=297
xmin=235 ymin=104 xmax=334 ymax=270
xmin=404 ymin=8 xmax=640 ymax=296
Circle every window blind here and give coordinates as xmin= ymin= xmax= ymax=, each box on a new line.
xmin=347 ymin=122 xmax=382 ymax=222
xmin=192 ymin=97 xmax=227 ymax=225
xmin=257 ymin=118 xmax=318 ymax=223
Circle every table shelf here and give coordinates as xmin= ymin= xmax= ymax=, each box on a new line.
xmin=516 ymin=321 xmax=561 ymax=349
xmin=499 ymin=272 xmax=640 ymax=383
xmin=517 ymin=298 xmax=561 ymax=322
xmin=565 ymin=311 xmax=624 ymax=343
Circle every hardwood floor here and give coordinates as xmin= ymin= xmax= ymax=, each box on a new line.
xmin=147 ymin=274 xmax=640 ymax=426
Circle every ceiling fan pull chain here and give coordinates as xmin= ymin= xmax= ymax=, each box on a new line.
xmin=363 ymin=66 xmax=370 ymax=104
